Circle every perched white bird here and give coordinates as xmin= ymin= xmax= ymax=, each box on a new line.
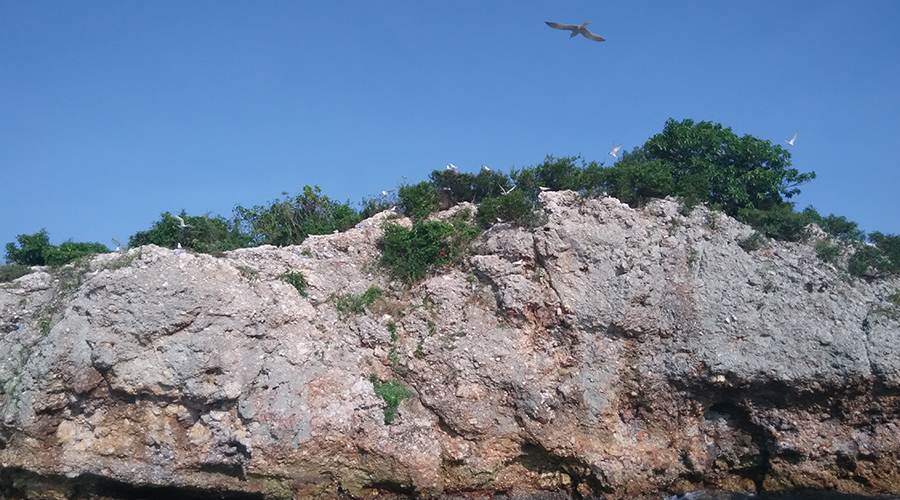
xmin=546 ymin=21 xmax=605 ymax=42
xmin=499 ymin=184 xmax=516 ymax=195
xmin=784 ymin=132 xmax=797 ymax=147
xmin=481 ymin=164 xmax=491 ymax=171
xmin=174 ymin=242 xmax=185 ymax=255
xmin=380 ymin=190 xmax=394 ymax=197
xmin=173 ymin=215 xmax=191 ymax=228
xmin=446 ymin=163 xmax=458 ymax=172
xmin=538 ymin=186 xmax=551 ymax=192
xmin=609 ymin=144 xmax=622 ymax=159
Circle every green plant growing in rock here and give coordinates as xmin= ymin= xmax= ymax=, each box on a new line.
xmin=100 ymin=250 xmax=141 ymax=271
xmin=380 ymin=211 xmax=482 ymax=285
xmin=0 ymin=264 xmax=31 ymax=283
xmin=369 ymin=374 xmax=414 ymax=424
xmin=815 ymin=240 xmax=842 ymax=265
xmin=333 ymin=285 xmax=383 ymax=318
xmin=738 ymin=232 xmax=769 ymax=252
xmin=387 ymin=320 xmax=397 ymax=342
xmin=279 ymin=269 xmax=308 ymax=297
xmin=236 ymin=265 xmax=260 ymax=282
xmin=889 ymin=290 xmax=900 ymax=307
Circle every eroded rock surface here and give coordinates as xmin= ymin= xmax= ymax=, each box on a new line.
xmin=1 ymin=193 xmax=898 ymax=499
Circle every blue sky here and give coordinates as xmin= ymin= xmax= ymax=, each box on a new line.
xmin=2 ymin=1 xmax=898 ymax=253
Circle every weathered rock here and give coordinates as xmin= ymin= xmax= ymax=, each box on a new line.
xmin=1 ymin=192 xmax=899 ymax=499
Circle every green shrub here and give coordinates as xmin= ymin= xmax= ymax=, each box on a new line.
xmin=476 ymin=190 xmax=536 ymax=227
xmin=737 ymin=203 xmax=810 ymax=242
xmin=802 ymin=206 xmax=865 ymax=241
xmin=848 ymin=233 xmax=900 ymax=278
xmin=397 ymin=181 xmax=440 ymax=220
xmin=0 ymin=264 xmax=31 ymax=283
xmin=235 ymin=185 xmax=361 ymax=246
xmin=42 ymin=241 xmax=110 ymax=266
xmin=868 ymin=232 xmax=900 ymax=273
xmin=5 ymin=229 xmax=109 ymax=267
xmin=370 ymin=374 xmax=414 ymax=424
xmin=815 ymin=240 xmax=842 ymax=264
xmin=333 ymin=285 xmax=383 ymax=317
xmin=5 ymin=229 xmax=51 ymax=266
xmin=380 ymin=213 xmax=480 ymax=284
xmin=129 ymin=211 xmax=250 ymax=254
xmin=738 ymin=231 xmax=769 ymax=252
xmin=279 ymin=269 xmax=308 ymax=297
xmin=380 ymin=222 xmax=452 ymax=284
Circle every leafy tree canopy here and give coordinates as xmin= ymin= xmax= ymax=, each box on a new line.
xmin=609 ymin=119 xmax=816 ymax=215
xmin=5 ymin=228 xmax=109 ymax=266
xmin=235 ymin=185 xmax=360 ymax=246
xmin=128 ymin=211 xmax=250 ymax=254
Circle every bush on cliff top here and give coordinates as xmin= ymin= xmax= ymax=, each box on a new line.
xmin=8 ymin=119 xmax=897 ymax=279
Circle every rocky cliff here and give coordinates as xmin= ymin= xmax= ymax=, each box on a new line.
xmin=1 ymin=192 xmax=899 ymax=500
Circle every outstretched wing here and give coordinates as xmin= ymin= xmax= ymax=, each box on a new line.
xmin=581 ymin=30 xmax=605 ymax=42
xmin=546 ymin=21 xmax=577 ymax=31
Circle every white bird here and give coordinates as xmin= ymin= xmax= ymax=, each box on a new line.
xmin=174 ymin=242 xmax=185 ymax=255
xmin=499 ymin=184 xmax=516 ymax=195
xmin=538 ymin=186 xmax=551 ymax=192
xmin=111 ymin=237 xmax=123 ymax=253
xmin=784 ymin=131 xmax=797 ymax=147
xmin=546 ymin=21 xmax=605 ymax=42
xmin=446 ymin=163 xmax=458 ymax=172
xmin=481 ymin=164 xmax=491 ymax=171
xmin=173 ymin=215 xmax=191 ymax=228
xmin=380 ymin=190 xmax=394 ymax=197
xmin=609 ymin=144 xmax=622 ymax=159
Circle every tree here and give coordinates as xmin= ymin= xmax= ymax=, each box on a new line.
xmin=235 ymin=185 xmax=361 ymax=246
xmin=5 ymin=229 xmax=52 ymax=266
xmin=5 ymin=229 xmax=109 ymax=266
xmin=607 ymin=119 xmax=816 ymax=215
xmin=129 ymin=211 xmax=250 ymax=254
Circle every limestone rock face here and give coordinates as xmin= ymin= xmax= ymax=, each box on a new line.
xmin=1 ymin=192 xmax=899 ymax=499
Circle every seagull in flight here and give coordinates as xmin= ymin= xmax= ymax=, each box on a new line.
xmin=380 ymin=190 xmax=394 ymax=198
xmin=609 ymin=144 xmax=622 ymax=159
xmin=546 ymin=21 xmax=605 ymax=42
xmin=173 ymin=215 xmax=192 ymax=228
xmin=784 ymin=131 xmax=797 ymax=147
xmin=499 ymin=184 xmax=516 ymax=195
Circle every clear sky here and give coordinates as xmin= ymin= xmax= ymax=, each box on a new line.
xmin=2 ymin=1 xmax=898 ymax=253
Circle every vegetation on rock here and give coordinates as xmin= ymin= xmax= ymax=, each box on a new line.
xmin=5 ymin=119 xmax=898 ymax=280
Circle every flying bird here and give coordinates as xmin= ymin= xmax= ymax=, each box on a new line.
xmin=784 ymin=132 xmax=797 ymax=147
xmin=380 ymin=190 xmax=394 ymax=197
xmin=499 ymin=184 xmax=516 ymax=195
xmin=609 ymin=144 xmax=622 ymax=159
xmin=546 ymin=21 xmax=605 ymax=42
xmin=173 ymin=215 xmax=191 ymax=228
